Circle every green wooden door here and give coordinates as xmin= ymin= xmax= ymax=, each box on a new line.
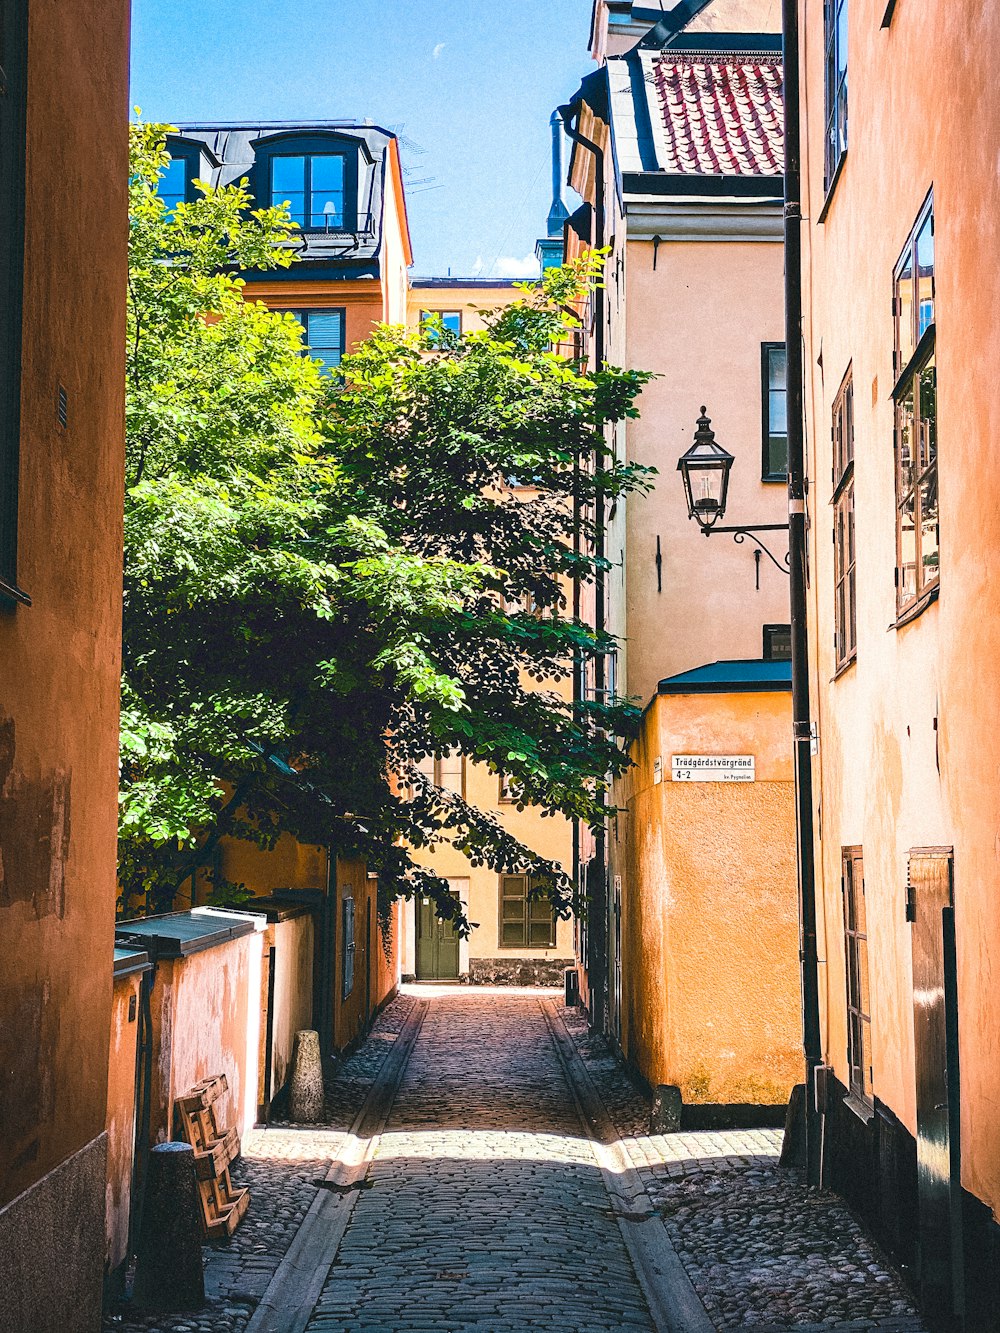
xmin=416 ymin=894 xmax=460 ymax=980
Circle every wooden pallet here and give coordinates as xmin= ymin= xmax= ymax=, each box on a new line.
xmin=175 ymin=1074 xmax=250 ymax=1239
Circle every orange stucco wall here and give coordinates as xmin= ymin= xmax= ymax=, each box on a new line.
xmin=619 ymin=689 xmax=801 ymax=1102
xmin=798 ymin=0 xmax=1000 ymax=1219
xmin=333 ymin=857 xmax=398 ymax=1051
xmin=0 ymin=0 xmax=128 ymax=1223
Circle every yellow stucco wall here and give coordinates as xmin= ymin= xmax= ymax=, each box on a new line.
xmin=619 ymin=689 xmax=801 ymax=1103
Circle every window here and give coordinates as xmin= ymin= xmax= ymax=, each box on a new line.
xmin=0 ymin=0 xmax=28 ymax=603
xmin=290 ymin=309 xmax=346 ymax=373
xmin=271 ymin=153 xmax=346 ymax=230
xmin=415 ymin=752 xmax=465 ymax=798
xmin=833 ymin=370 xmax=856 ymax=669
xmin=158 ymin=156 xmax=190 ymax=213
xmin=893 ymin=196 xmax=937 ymax=617
xmin=824 ymin=0 xmax=849 ymax=186
xmin=499 ymin=875 xmax=556 ymax=949
xmin=761 ymin=343 xmax=788 ymax=480
xmin=342 ymin=895 xmax=355 ymax=999
xmin=763 ymin=624 xmax=791 ymax=661
xmin=842 ymin=846 xmax=871 ymax=1106
xmin=420 ymin=310 xmax=462 ymax=340
xmin=499 ymin=772 xmax=515 ymax=803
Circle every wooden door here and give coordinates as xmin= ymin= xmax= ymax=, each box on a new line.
xmin=416 ymin=894 xmax=460 ymax=980
xmin=908 ymin=847 xmax=963 ymax=1323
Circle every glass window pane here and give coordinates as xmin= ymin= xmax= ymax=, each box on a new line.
xmin=769 ymin=390 xmax=787 ymax=435
xmin=917 ymin=355 xmax=936 ymax=471
xmin=528 ymin=897 xmax=553 ymax=921
xmin=529 ymin=921 xmax=553 ymax=946
xmin=309 ymin=155 xmax=343 ymax=190
xmin=896 ymin=249 xmax=915 ymax=371
xmin=158 ymin=156 xmax=188 ymax=210
xmin=836 ymin=0 xmax=848 ymax=77
xmin=502 ymin=922 xmax=526 ymax=947
xmin=303 ymin=310 xmax=344 ymax=371
xmin=271 ymin=155 xmax=305 ymax=192
xmin=502 ymin=900 xmax=524 ymax=921
xmin=898 ymin=490 xmax=918 ymax=605
xmin=768 ymin=433 xmax=788 ymax=478
xmin=921 ymin=469 xmax=939 ymax=586
xmin=441 ymin=312 xmax=461 ymax=335
xmin=768 ymin=345 xmax=786 ymax=390
xmin=916 ymin=212 xmax=934 ymax=336
xmin=896 ymin=384 xmax=915 ymax=491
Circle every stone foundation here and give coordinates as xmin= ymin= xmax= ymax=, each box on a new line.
xmin=0 ymin=1132 xmax=107 ymax=1333
xmin=468 ymin=957 xmax=575 ymax=988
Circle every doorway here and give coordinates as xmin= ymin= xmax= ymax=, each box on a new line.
xmin=416 ymin=893 xmax=460 ymax=980
xmin=908 ymin=846 xmax=963 ymax=1323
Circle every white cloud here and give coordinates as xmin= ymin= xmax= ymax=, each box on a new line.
xmin=492 ymin=254 xmax=539 ymax=279
xmin=471 ymin=255 xmax=484 ymax=274
xmin=432 ymin=42 xmax=446 ymax=59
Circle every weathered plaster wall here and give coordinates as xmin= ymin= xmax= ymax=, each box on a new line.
xmin=799 ymin=0 xmax=1000 ymax=1219
xmin=219 ymin=830 xmax=326 ymax=898
xmin=620 ymin=690 xmax=801 ymax=1102
xmin=0 ymin=0 xmax=128 ymax=1325
xmin=333 ymin=857 xmax=398 ymax=1051
xmin=147 ymin=931 xmax=264 ymax=1144
xmin=104 ymin=975 xmax=141 ymax=1275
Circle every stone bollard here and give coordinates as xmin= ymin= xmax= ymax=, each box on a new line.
xmin=649 ymin=1083 xmax=683 ymax=1135
xmin=132 ymin=1141 xmax=205 ymax=1311
xmin=289 ymin=1029 xmax=324 ymax=1123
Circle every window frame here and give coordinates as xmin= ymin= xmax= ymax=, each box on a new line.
xmin=0 ymin=0 xmax=29 ymax=605
xmin=760 ymin=342 xmax=788 ymax=482
xmin=160 ymin=139 xmax=205 ymax=213
xmin=498 ymin=874 xmax=556 ymax=950
xmin=832 ymin=368 xmax=857 ymax=672
xmin=892 ymin=194 xmax=938 ymax=622
xmin=824 ymin=0 xmax=849 ymax=189
xmin=254 ymin=133 xmax=360 ymax=234
xmin=287 ymin=308 xmax=347 ymax=374
xmin=841 ymin=846 xmax=872 ymax=1112
xmin=763 ymin=624 xmax=791 ymax=662
xmin=419 ymin=309 xmax=462 ymax=338
xmin=342 ymin=895 xmax=356 ymax=999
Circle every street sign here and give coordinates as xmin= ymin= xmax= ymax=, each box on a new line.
xmin=671 ymin=755 xmax=755 ymax=783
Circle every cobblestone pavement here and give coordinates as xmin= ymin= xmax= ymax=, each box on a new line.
xmin=307 ymin=988 xmax=655 ymax=1332
xmin=102 ymin=992 xmax=415 ymax=1333
xmin=561 ymin=1007 xmax=929 ymax=1332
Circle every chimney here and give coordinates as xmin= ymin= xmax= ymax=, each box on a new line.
xmin=546 ymin=110 xmax=570 ymax=238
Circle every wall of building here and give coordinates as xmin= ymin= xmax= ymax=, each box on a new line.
xmin=406 ymin=282 xmax=522 ymax=334
xmin=619 ymin=689 xmax=800 ymax=1106
xmin=257 ymin=910 xmax=315 ymax=1117
xmin=244 ymin=277 xmax=385 ymax=359
xmin=104 ymin=973 xmax=142 ymax=1278
xmin=621 ymin=235 xmax=788 ymax=705
xmin=798 ymin=0 xmax=1000 ymax=1318
xmin=333 ymin=857 xmax=399 ymax=1051
xmin=0 ymin=0 xmax=129 ymax=1328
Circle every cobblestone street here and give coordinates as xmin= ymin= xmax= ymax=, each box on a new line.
xmin=104 ymin=987 xmax=929 ymax=1333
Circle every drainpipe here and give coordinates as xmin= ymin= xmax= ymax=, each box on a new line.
xmin=559 ymin=99 xmax=608 ymax=1033
xmin=782 ymin=0 xmax=824 ymax=1188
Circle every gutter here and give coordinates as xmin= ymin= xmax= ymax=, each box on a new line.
xmin=558 ymin=94 xmax=609 ymax=1034
xmin=782 ymin=0 xmax=824 ymax=1189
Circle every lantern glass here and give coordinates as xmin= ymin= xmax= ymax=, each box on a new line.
xmin=677 ymin=408 xmax=734 ymax=531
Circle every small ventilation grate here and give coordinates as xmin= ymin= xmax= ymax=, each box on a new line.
xmin=57 ymin=384 xmax=68 ymax=429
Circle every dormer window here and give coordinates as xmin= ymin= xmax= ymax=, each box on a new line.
xmin=271 ymin=153 xmax=346 ymax=230
xmin=159 ymin=156 xmax=189 ymax=213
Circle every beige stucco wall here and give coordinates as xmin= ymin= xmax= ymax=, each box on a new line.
xmin=619 ymin=689 xmax=800 ymax=1101
xmin=618 ymin=235 xmax=788 ymax=704
xmin=406 ymin=282 xmax=522 ymax=335
xmin=798 ymin=0 xmax=1000 ymax=1217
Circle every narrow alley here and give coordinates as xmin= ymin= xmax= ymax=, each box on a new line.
xmin=106 ymin=989 xmax=927 ymax=1333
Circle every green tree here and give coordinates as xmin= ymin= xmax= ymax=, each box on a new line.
xmin=121 ymin=123 xmax=653 ymax=930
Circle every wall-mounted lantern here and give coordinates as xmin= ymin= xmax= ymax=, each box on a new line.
xmin=676 ymin=407 xmax=734 ymax=532
xmin=677 ymin=405 xmax=790 ymax=575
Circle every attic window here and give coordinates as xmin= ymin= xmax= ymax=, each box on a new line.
xmin=159 ymin=156 xmax=189 ymax=214
xmin=271 ymin=153 xmax=346 ymax=230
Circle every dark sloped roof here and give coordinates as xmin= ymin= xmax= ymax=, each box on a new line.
xmin=651 ymin=55 xmax=783 ymax=176
xmin=658 ymin=658 xmax=792 ymax=694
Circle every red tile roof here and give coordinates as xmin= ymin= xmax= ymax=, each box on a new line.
xmin=652 ymin=56 xmax=784 ymax=177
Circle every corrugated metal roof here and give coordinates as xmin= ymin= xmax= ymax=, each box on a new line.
xmin=648 ymin=54 xmax=783 ymax=176
xmin=658 ymin=658 xmax=792 ymax=694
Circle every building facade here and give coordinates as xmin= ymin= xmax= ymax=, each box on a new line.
xmin=0 ymin=0 xmax=131 ymax=1327
xmin=798 ymin=0 xmax=1000 ymax=1323
xmin=563 ymin=0 xmax=802 ymax=1118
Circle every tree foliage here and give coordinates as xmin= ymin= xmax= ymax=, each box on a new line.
xmin=121 ymin=123 xmax=653 ymax=929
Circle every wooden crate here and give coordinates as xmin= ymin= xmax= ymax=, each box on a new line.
xmin=175 ymin=1074 xmax=249 ymax=1239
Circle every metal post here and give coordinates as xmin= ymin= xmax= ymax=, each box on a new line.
xmin=783 ymin=0 xmax=824 ymax=1188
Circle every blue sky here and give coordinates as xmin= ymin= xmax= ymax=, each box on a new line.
xmin=130 ymin=0 xmax=591 ymax=277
